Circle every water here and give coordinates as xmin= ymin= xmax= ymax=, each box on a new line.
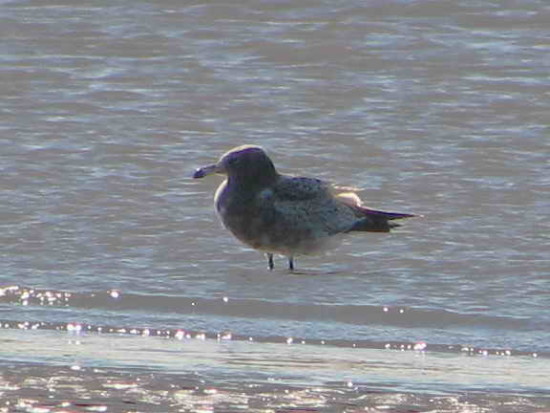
xmin=2 ymin=0 xmax=549 ymax=411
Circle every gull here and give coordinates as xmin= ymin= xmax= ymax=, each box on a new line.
xmin=193 ymin=145 xmax=418 ymax=271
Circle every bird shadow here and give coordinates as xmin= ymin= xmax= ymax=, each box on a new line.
xmin=270 ymin=262 xmax=355 ymax=276
xmin=286 ymin=269 xmax=341 ymax=276
xmin=232 ymin=265 xmax=349 ymax=281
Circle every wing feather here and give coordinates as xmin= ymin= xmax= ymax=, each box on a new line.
xmin=271 ymin=176 xmax=332 ymax=201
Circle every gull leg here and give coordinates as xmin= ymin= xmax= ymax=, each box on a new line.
xmin=288 ymin=256 xmax=295 ymax=272
xmin=266 ymin=253 xmax=274 ymax=270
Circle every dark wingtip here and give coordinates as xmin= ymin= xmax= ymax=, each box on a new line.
xmin=360 ymin=207 xmax=421 ymax=220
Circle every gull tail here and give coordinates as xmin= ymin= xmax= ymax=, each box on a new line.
xmin=350 ymin=207 xmax=420 ymax=233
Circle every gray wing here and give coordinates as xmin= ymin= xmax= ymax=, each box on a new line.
xmin=271 ymin=176 xmax=332 ymax=201
xmin=257 ymin=176 xmax=358 ymax=238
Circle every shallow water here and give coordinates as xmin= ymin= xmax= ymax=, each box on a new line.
xmin=2 ymin=0 xmax=549 ymax=411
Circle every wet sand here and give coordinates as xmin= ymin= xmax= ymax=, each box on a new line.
xmin=3 ymin=364 xmax=547 ymax=412
xmin=1 ymin=327 xmax=549 ymax=413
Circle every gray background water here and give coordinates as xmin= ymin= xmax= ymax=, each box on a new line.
xmin=2 ymin=0 xmax=549 ymax=411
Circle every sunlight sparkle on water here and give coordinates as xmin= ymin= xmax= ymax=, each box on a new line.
xmin=66 ymin=323 xmax=82 ymax=333
xmin=413 ymin=341 xmax=427 ymax=351
xmin=108 ymin=290 xmax=120 ymax=299
xmin=217 ymin=331 xmax=232 ymax=341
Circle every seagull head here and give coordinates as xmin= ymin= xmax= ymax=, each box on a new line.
xmin=193 ymin=145 xmax=278 ymax=184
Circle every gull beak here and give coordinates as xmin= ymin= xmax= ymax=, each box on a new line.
xmin=192 ymin=163 xmax=223 ymax=179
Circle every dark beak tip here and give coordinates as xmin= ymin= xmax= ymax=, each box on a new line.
xmin=192 ymin=169 xmax=205 ymax=179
